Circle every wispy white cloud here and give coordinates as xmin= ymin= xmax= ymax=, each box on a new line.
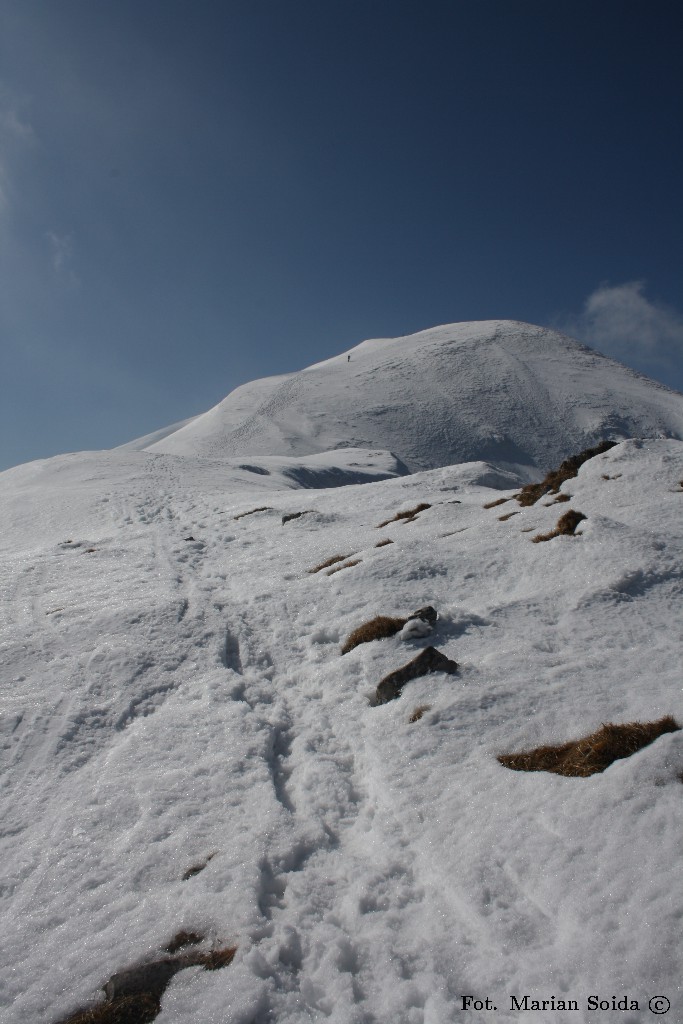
xmin=562 ymin=282 xmax=683 ymax=383
xmin=46 ymin=230 xmax=80 ymax=287
xmin=0 ymin=103 xmax=35 ymax=144
xmin=0 ymin=157 xmax=9 ymax=215
xmin=0 ymin=88 xmax=35 ymax=220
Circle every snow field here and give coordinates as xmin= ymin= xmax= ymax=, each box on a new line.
xmin=0 ymin=440 xmax=682 ymax=1023
xmin=140 ymin=322 xmax=683 ymax=482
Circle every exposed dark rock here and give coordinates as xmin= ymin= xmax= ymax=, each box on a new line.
xmin=406 ymin=606 xmax=437 ymax=624
xmin=103 ymin=960 xmax=181 ymax=1002
xmin=103 ymin=948 xmax=236 ymax=1003
xmin=375 ymin=646 xmax=458 ymax=704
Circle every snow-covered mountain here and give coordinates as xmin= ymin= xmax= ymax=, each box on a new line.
xmin=125 ymin=320 xmax=683 ymax=480
xmin=2 ymin=323 xmax=683 ymax=1024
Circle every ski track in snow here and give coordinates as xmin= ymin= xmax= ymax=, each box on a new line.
xmin=151 ymin=465 xmax=462 ymax=1022
xmin=1 ymin=438 xmax=683 ymax=1024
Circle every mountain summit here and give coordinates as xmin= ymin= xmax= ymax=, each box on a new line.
xmin=129 ymin=320 xmax=683 ymax=479
xmin=2 ymin=319 xmax=683 ymax=1023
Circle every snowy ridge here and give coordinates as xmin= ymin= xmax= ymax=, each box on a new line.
xmin=136 ymin=321 xmax=683 ymax=479
xmin=1 ymin=434 xmax=682 ymax=1024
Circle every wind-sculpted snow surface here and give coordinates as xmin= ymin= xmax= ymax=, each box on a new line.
xmin=138 ymin=321 xmax=683 ymax=478
xmin=1 ymin=440 xmax=682 ymax=1023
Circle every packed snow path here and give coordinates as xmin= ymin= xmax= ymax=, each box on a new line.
xmin=1 ymin=440 xmax=682 ymax=1024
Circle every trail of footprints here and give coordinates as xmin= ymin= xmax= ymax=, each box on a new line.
xmin=55 ymin=444 xmax=682 ymax=1022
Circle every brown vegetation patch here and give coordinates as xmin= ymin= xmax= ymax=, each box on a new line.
xmin=498 ymin=510 xmax=520 ymax=521
xmin=516 ymin=440 xmax=617 ymax=506
xmin=498 ymin=716 xmax=680 ymax=777
xmin=55 ymin=946 xmax=237 ymax=1024
xmin=308 ymin=554 xmax=354 ymax=573
xmin=342 ymin=607 xmax=436 ymax=652
xmin=327 ymin=559 xmax=362 ymax=575
xmin=341 ymin=615 xmax=407 ymax=653
xmin=57 ymin=992 xmax=161 ymax=1024
xmin=182 ymin=852 xmax=216 ymax=880
xmin=199 ymin=948 xmax=238 ymax=971
xmin=483 ymin=497 xmax=510 ymax=509
xmin=59 ymin=946 xmax=240 ymax=1019
xmin=282 ymin=510 xmax=316 ymax=524
xmin=375 ymin=538 xmax=394 ymax=548
xmin=532 ymin=509 xmax=586 ymax=543
xmin=233 ymin=506 xmax=271 ymax=520
xmin=376 ymin=502 xmax=431 ymax=528
xmin=409 ymin=705 xmax=431 ymax=723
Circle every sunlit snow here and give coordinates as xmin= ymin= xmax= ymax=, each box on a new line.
xmin=1 ymin=322 xmax=682 ymax=1024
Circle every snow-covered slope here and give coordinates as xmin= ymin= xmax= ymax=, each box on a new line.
xmin=1 ymin=437 xmax=682 ymax=1024
xmin=137 ymin=321 xmax=683 ymax=479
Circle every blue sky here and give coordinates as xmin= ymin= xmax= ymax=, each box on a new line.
xmin=1 ymin=0 xmax=682 ymax=471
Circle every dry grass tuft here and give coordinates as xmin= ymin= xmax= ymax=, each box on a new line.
xmin=516 ymin=440 xmax=617 ymax=507
xmin=57 ymin=945 xmax=238 ymax=1024
xmin=342 ymin=607 xmax=436 ymax=652
xmin=201 ymin=947 xmax=238 ymax=971
xmin=375 ymin=538 xmax=394 ymax=548
xmin=308 ymin=554 xmax=354 ymax=573
xmin=532 ymin=509 xmax=586 ymax=543
xmin=376 ymin=502 xmax=431 ymax=528
xmin=498 ymin=716 xmax=680 ymax=777
xmin=182 ymin=852 xmax=216 ymax=880
xmin=483 ymin=497 xmax=510 ymax=509
xmin=57 ymin=993 xmax=161 ymax=1024
xmin=556 ymin=510 xmax=586 ymax=534
xmin=341 ymin=615 xmax=407 ymax=654
xmin=233 ymin=506 xmax=271 ymax=520
xmin=498 ymin=510 xmax=520 ymax=521
xmin=409 ymin=705 xmax=431 ymax=723
xmin=326 ymin=559 xmax=362 ymax=575
xmin=282 ymin=510 xmax=315 ymax=525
